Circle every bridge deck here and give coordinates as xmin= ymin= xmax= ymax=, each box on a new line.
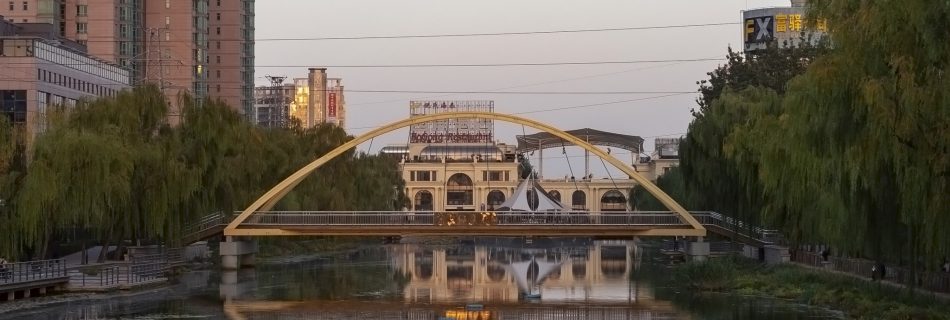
xmin=184 ymin=211 xmax=778 ymax=246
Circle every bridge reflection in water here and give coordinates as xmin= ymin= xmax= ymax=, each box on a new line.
xmin=221 ymin=239 xmax=688 ymax=320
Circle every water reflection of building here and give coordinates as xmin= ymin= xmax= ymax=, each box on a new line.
xmin=388 ymin=240 xmax=649 ymax=304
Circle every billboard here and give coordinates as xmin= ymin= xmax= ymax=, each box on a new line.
xmin=409 ymin=100 xmax=494 ymax=144
xmin=327 ymin=92 xmax=337 ymax=118
xmin=742 ymin=7 xmax=828 ymax=52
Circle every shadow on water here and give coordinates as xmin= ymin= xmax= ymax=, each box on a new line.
xmin=0 ymin=237 xmax=842 ymax=319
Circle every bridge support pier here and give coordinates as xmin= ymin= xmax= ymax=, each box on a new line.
xmin=220 ymin=238 xmax=258 ymax=270
xmin=687 ymin=237 xmax=710 ymax=262
xmin=763 ymin=245 xmax=790 ymax=265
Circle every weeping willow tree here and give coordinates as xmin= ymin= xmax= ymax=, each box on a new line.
xmin=2 ymin=85 xmax=407 ymax=260
xmin=683 ymin=0 xmax=949 ymax=287
xmin=747 ymin=0 xmax=949 ymax=268
xmin=681 ymin=43 xmax=826 ymax=229
xmin=630 ymin=166 xmax=696 ymax=211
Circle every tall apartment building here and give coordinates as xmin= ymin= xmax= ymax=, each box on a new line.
xmin=0 ymin=0 xmax=255 ymax=121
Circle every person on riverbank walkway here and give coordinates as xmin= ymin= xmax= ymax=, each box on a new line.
xmin=943 ymin=259 xmax=949 ymax=273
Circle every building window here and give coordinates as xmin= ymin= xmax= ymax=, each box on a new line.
xmin=76 ymin=23 xmax=87 ymax=34
xmin=8 ymin=2 xmax=12 ymax=11
xmin=76 ymin=5 xmax=87 ymax=16
xmin=216 ymin=41 xmax=220 ymax=49
xmin=164 ymin=31 xmax=170 ymax=41
xmin=216 ymin=55 xmax=220 ymax=63
xmin=216 ymin=13 xmax=220 ymax=21
xmin=0 ymin=90 xmax=27 ymax=124
xmin=216 ymin=0 xmax=220 ymax=6
xmin=216 ymin=84 xmax=220 ymax=92
xmin=216 ymin=70 xmax=220 ymax=78
xmin=414 ymin=190 xmax=433 ymax=211
xmin=215 ymin=27 xmax=220 ymax=35
xmin=482 ymin=170 xmax=507 ymax=182
xmin=487 ymin=190 xmax=505 ymax=210
xmin=411 ymin=171 xmax=435 ymax=182
xmin=165 ymin=16 xmax=170 ymax=25
xmin=446 ymin=173 xmax=473 ymax=207
xmin=22 ymin=1 xmax=26 ymax=10
xmin=600 ymin=190 xmax=627 ymax=212
xmin=572 ymin=190 xmax=587 ymax=211
xmin=165 ymin=0 xmax=170 ymax=8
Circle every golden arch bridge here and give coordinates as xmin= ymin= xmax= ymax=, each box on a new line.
xmin=178 ymin=112 xmax=783 ymax=268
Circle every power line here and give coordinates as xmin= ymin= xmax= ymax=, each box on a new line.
xmin=67 ymin=22 xmax=740 ymax=43
xmin=0 ymin=57 xmax=725 ymax=68
xmin=344 ymin=93 xmax=692 ymax=131
xmin=346 ymin=56 xmax=719 ymax=107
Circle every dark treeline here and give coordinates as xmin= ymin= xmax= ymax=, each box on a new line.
xmin=634 ymin=0 xmax=949 ymax=279
xmin=0 ymin=86 xmax=407 ymax=260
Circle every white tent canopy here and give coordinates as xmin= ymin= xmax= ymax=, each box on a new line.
xmin=497 ymin=177 xmax=564 ymax=212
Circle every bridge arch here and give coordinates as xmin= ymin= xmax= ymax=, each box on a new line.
xmin=224 ymin=111 xmax=704 ymax=236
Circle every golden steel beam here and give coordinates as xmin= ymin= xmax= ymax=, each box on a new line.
xmin=225 ymin=112 xmax=704 ymax=236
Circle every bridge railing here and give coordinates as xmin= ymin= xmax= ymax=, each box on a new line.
xmin=691 ymin=211 xmax=780 ymax=245
xmin=0 ymin=258 xmax=67 ymax=285
xmin=242 ymin=211 xmax=690 ymax=227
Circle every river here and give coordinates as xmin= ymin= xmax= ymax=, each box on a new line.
xmin=0 ymin=238 xmax=843 ymax=319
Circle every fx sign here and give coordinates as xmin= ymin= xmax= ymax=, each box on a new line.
xmin=745 ymin=16 xmax=774 ymax=43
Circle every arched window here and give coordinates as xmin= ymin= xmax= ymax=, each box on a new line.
xmin=446 ymin=173 xmax=473 ymax=207
xmin=414 ymin=190 xmax=433 ymax=211
xmin=600 ymin=190 xmax=627 ymax=212
xmin=548 ymin=190 xmax=561 ymax=203
xmin=572 ymin=190 xmax=587 ymax=211
xmin=486 ymin=190 xmax=505 ymax=210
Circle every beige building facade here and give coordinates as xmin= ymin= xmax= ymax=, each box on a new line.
xmin=0 ymin=36 xmax=131 ymax=142
xmin=2 ymin=0 xmax=255 ymax=121
xmin=384 ymin=102 xmax=678 ymax=213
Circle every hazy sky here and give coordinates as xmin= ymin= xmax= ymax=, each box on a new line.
xmin=254 ymin=0 xmax=790 ymax=177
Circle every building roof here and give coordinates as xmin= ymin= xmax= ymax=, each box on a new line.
xmin=516 ymin=128 xmax=644 ymax=154
xmin=379 ymin=145 xmax=409 ymax=155
xmin=420 ymin=145 xmax=501 ymax=158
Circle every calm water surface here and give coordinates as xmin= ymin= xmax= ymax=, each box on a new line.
xmin=0 ymin=238 xmax=842 ymax=319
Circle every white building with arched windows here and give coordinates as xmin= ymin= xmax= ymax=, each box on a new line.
xmin=381 ymin=102 xmax=678 ymax=213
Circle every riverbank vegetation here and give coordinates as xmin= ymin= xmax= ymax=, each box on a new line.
xmin=633 ymin=0 xmax=949 ymax=288
xmin=0 ymin=87 xmax=407 ymax=260
xmin=674 ymin=258 xmax=950 ymax=319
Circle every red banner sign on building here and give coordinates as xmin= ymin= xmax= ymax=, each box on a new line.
xmin=327 ymin=92 xmax=337 ymax=118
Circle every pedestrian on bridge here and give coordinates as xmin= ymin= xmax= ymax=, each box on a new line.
xmin=0 ymin=258 xmax=9 ymax=280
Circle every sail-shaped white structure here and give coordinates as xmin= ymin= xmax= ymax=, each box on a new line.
xmin=497 ymin=177 xmax=564 ymax=212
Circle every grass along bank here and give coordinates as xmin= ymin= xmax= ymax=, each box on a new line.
xmin=674 ymin=257 xmax=950 ymax=320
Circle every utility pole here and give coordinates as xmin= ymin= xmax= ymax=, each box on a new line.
xmin=265 ymin=75 xmax=287 ymax=128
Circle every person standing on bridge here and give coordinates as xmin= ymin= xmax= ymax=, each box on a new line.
xmin=0 ymin=258 xmax=9 ymax=280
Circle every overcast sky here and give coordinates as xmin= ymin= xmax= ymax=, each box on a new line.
xmin=254 ymin=0 xmax=790 ymax=177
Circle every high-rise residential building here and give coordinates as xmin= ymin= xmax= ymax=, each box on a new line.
xmin=209 ymin=0 xmax=255 ymax=120
xmin=298 ymin=68 xmax=345 ymax=128
xmin=1 ymin=0 xmax=255 ymax=122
